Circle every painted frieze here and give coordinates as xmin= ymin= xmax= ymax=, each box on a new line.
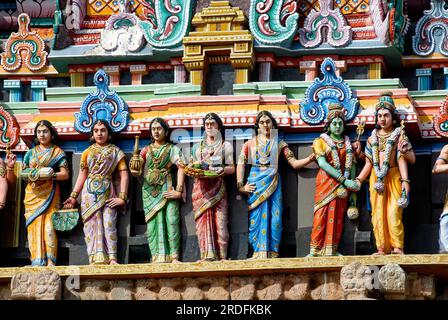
xmin=86 ymin=0 xmax=147 ymax=55
xmin=412 ymin=0 xmax=448 ymax=57
xmin=139 ymin=0 xmax=195 ymax=48
xmin=248 ymin=0 xmax=299 ymax=46
xmin=299 ymin=0 xmax=352 ymax=48
xmin=433 ymin=95 xmax=448 ymax=138
xmin=0 ymin=13 xmax=48 ymax=72
xmin=0 ymin=106 xmax=20 ymax=150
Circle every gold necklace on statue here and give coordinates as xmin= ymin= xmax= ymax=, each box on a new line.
xmin=377 ymin=130 xmax=392 ymax=152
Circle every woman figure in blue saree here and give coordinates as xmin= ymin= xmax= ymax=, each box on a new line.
xmin=237 ymin=111 xmax=314 ymax=259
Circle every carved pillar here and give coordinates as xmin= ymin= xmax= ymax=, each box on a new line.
xmin=334 ymin=60 xmax=347 ymax=77
xmin=444 ymin=67 xmax=448 ymax=90
xmin=103 ymin=66 xmax=120 ymax=86
xmin=31 ymin=79 xmax=47 ymax=102
xmin=184 ymin=61 xmax=204 ymax=87
xmin=368 ymin=62 xmax=382 ymax=79
xmin=299 ymin=61 xmax=317 ymax=81
xmin=171 ymin=58 xmax=187 ymax=83
xmin=70 ymin=72 xmax=85 ymax=87
xmin=129 ymin=64 xmax=147 ymax=85
xmin=416 ymin=68 xmax=432 ymax=91
xmin=4 ymin=80 xmax=21 ymax=102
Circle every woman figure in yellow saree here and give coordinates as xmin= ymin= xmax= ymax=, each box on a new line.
xmin=22 ymin=120 xmax=69 ymax=266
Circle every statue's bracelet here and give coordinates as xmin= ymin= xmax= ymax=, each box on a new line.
xmin=237 ymin=181 xmax=244 ymax=189
xmin=400 ymin=178 xmax=411 ymax=184
xmin=175 ymin=185 xmax=183 ymax=193
xmin=118 ymin=192 xmax=128 ymax=201
xmin=70 ymin=191 xmax=79 ymax=199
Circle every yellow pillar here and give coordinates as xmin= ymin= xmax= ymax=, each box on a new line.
xmin=368 ymin=62 xmax=382 ymax=79
xmin=190 ymin=69 xmax=203 ymax=86
xmin=70 ymin=72 xmax=85 ymax=87
xmin=235 ymin=68 xmax=249 ymax=84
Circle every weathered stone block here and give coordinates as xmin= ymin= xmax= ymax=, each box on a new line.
xmin=378 ymin=264 xmax=406 ymax=300
xmin=230 ymin=277 xmax=256 ymax=300
xmin=79 ymin=280 xmax=110 ymax=300
xmin=110 ymin=280 xmax=134 ymax=300
xmin=283 ymin=274 xmax=311 ymax=300
xmin=159 ymin=278 xmax=182 ymax=300
xmin=340 ymin=262 xmax=374 ymax=300
xmin=11 ymin=270 xmax=61 ymax=300
xmin=256 ymin=275 xmax=284 ymax=300
xmin=134 ymin=279 xmax=159 ymax=300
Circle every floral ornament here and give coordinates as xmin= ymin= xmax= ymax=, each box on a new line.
xmin=320 ymin=133 xmax=353 ymax=198
xmin=370 ymin=127 xmax=401 ymax=193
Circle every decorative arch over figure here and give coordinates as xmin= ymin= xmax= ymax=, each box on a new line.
xmin=433 ymin=95 xmax=448 ymax=138
xmin=249 ymin=0 xmax=299 ymax=46
xmin=0 ymin=106 xmax=20 ymax=150
xmin=299 ymin=57 xmax=359 ymax=125
xmin=74 ymin=69 xmax=129 ymax=134
xmin=0 ymin=13 xmax=48 ymax=72
xmin=412 ymin=0 xmax=448 ymax=57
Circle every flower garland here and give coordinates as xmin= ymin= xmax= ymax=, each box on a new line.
xmin=320 ymin=133 xmax=353 ymax=179
xmin=370 ymin=127 xmax=401 ymax=193
xmin=320 ymin=133 xmax=353 ymax=198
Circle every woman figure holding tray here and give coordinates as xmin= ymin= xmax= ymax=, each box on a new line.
xmin=237 ymin=111 xmax=315 ymax=259
xmin=20 ymin=120 xmax=69 ymax=266
xmin=63 ymin=120 xmax=129 ymax=265
xmin=186 ymin=113 xmax=234 ymax=261
xmin=129 ymin=117 xmax=186 ymax=263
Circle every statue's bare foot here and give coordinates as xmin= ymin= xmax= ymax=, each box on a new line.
xmin=47 ymin=261 xmax=55 ymax=267
xmin=172 ymin=259 xmax=181 ymax=264
xmin=372 ymin=250 xmax=385 ymax=256
xmin=109 ymin=259 xmax=119 ymax=265
xmin=391 ymin=248 xmax=404 ymax=255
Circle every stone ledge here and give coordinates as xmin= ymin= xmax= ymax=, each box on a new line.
xmin=1 ymin=254 xmax=448 ymax=282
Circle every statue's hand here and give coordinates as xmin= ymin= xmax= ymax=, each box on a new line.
xmin=344 ymin=179 xmax=360 ymax=192
xmin=239 ymin=183 xmax=256 ymax=195
xmin=63 ymin=197 xmax=77 ymax=209
xmin=5 ymin=153 xmax=16 ymax=169
xmin=398 ymin=138 xmax=412 ymax=154
xmin=401 ymin=180 xmax=410 ymax=195
xmin=352 ymin=141 xmax=362 ymax=157
xmin=105 ymin=197 xmax=125 ymax=208
xmin=163 ymin=188 xmax=182 ymax=199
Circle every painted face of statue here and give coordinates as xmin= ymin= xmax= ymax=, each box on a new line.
xmin=151 ymin=121 xmax=166 ymax=143
xmin=204 ymin=119 xmax=220 ymax=140
xmin=329 ymin=117 xmax=344 ymax=138
xmin=258 ymin=115 xmax=273 ymax=136
xmin=93 ymin=122 xmax=109 ymax=146
xmin=377 ymin=108 xmax=393 ymax=130
xmin=36 ymin=124 xmax=52 ymax=147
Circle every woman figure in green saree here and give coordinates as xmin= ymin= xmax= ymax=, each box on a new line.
xmin=130 ymin=118 xmax=186 ymax=263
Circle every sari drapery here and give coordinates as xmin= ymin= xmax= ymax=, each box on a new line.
xmin=141 ymin=143 xmax=184 ymax=263
xmin=191 ymin=141 xmax=233 ymax=260
xmin=310 ymin=138 xmax=348 ymax=256
xmin=23 ymin=145 xmax=67 ymax=266
xmin=80 ymin=144 xmax=126 ymax=264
